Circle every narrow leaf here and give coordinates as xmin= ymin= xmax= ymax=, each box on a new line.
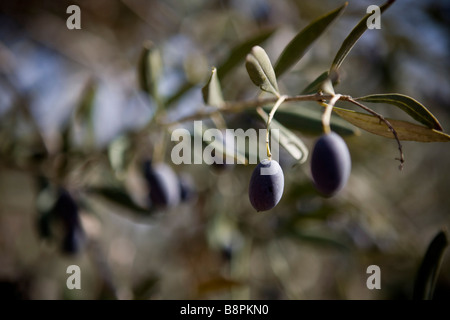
xmin=333 ymin=107 xmax=450 ymax=142
xmin=356 ymin=93 xmax=443 ymax=131
xmin=330 ymin=0 xmax=395 ymax=71
xmin=245 ymin=46 xmax=279 ymax=96
xmin=263 ymin=103 xmax=358 ymax=136
xmin=258 ymin=109 xmax=309 ymax=163
xmin=287 ymin=228 xmax=351 ymax=251
xmin=138 ymin=40 xmax=162 ymax=97
xmin=274 ymin=3 xmax=348 ymax=78
xmin=413 ymin=230 xmax=448 ymax=300
xmin=201 ymin=67 xmax=224 ymax=108
xmin=216 ymin=28 xmax=276 ymax=79
xmin=88 ymin=186 xmax=152 ymax=215
xmin=75 ymin=79 xmax=96 ymax=124
xmin=301 ymin=71 xmax=329 ymax=94
xmin=166 ymin=28 xmax=276 ymax=106
xmin=108 ymin=134 xmax=134 ymax=180
xmin=74 ymin=79 xmax=97 ymax=150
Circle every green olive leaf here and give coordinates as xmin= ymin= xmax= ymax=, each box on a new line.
xmin=245 ymin=46 xmax=279 ymax=96
xmin=356 ymin=93 xmax=443 ymax=131
xmin=413 ymin=230 xmax=448 ymax=300
xmin=72 ymin=79 xmax=97 ymax=151
xmin=108 ymin=134 xmax=135 ymax=180
xmin=333 ymin=107 xmax=450 ymax=142
xmin=201 ymin=67 xmax=225 ymax=108
xmin=274 ymin=3 xmax=347 ymax=78
xmin=330 ymin=0 xmax=395 ymax=72
xmin=138 ymin=41 xmax=162 ymax=99
xmin=88 ymin=186 xmax=153 ymax=215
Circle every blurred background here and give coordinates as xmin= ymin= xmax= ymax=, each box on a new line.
xmin=0 ymin=0 xmax=449 ymax=300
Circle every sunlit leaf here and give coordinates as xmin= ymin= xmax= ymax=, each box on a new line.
xmin=274 ymin=3 xmax=347 ymax=78
xmin=201 ymin=67 xmax=224 ymax=108
xmin=356 ymin=93 xmax=443 ymax=131
xmin=330 ymin=0 xmax=395 ymax=71
xmin=263 ymin=103 xmax=359 ymax=136
xmin=413 ymin=230 xmax=448 ymax=300
xmin=258 ymin=109 xmax=309 ymax=163
xmin=333 ymin=107 xmax=450 ymax=142
xmin=245 ymin=46 xmax=279 ymax=96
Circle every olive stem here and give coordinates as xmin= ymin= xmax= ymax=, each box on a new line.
xmin=321 ymin=94 xmax=341 ymax=134
xmin=265 ymin=95 xmax=287 ymax=159
xmin=345 ymin=97 xmax=405 ymax=170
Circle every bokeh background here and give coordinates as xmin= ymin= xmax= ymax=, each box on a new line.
xmin=0 ymin=0 xmax=449 ymax=300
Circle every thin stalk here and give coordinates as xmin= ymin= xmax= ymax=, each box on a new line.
xmin=321 ymin=94 xmax=341 ymax=134
xmin=343 ymin=96 xmax=404 ymax=169
xmin=266 ymin=95 xmax=287 ymax=159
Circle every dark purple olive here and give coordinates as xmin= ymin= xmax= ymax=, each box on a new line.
xmin=144 ymin=161 xmax=180 ymax=208
xmin=310 ymin=132 xmax=351 ymax=197
xmin=248 ymin=159 xmax=284 ymax=212
xmin=52 ymin=189 xmax=85 ymax=254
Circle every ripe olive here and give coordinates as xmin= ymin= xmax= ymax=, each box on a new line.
xmin=310 ymin=132 xmax=351 ymax=197
xmin=52 ymin=189 xmax=85 ymax=254
xmin=144 ymin=160 xmax=181 ymax=208
xmin=248 ymin=159 xmax=284 ymax=212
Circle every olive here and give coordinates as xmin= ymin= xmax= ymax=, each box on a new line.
xmin=248 ymin=159 xmax=284 ymax=212
xmin=310 ymin=132 xmax=351 ymax=197
xmin=144 ymin=160 xmax=181 ymax=208
xmin=52 ymin=189 xmax=85 ymax=254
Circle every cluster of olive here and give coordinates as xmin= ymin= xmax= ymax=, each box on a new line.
xmin=249 ymin=131 xmax=351 ymax=212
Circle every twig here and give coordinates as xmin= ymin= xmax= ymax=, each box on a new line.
xmin=320 ymin=94 xmax=341 ymax=134
xmin=162 ymin=94 xmax=335 ymax=126
xmin=265 ymin=95 xmax=287 ymax=159
xmin=342 ymin=96 xmax=404 ymax=170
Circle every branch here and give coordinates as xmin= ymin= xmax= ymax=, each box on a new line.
xmin=161 ymin=93 xmax=405 ymax=169
xmin=162 ymin=93 xmax=335 ymax=126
